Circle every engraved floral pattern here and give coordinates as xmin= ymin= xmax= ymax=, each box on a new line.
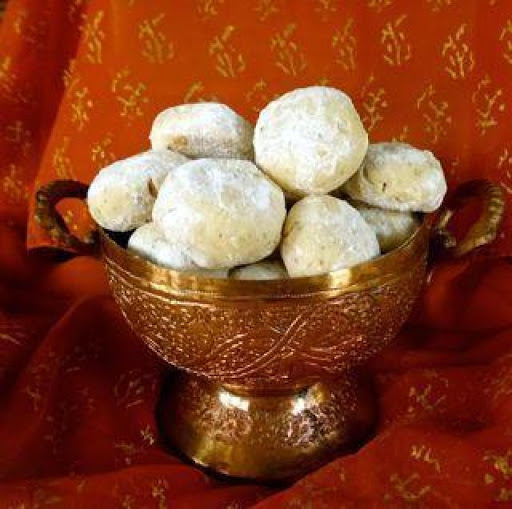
xmin=105 ymin=255 xmax=425 ymax=388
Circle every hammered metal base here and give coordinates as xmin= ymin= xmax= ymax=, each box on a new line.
xmin=161 ymin=373 xmax=376 ymax=481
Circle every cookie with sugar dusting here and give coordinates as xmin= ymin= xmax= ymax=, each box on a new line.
xmin=343 ymin=142 xmax=447 ymax=212
xmin=87 ymin=150 xmax=189 ymax=232
xmin=353 ymin=202 xmax=419 ymax=252
xmin=230 ymin=260 xmax=288 ymax=280
xmin=281 ymin=195 xmax=379 ymax=278
xmin=254 ymin=86 xmax=368 ymax=198
xmin=153 ymin=158 xmax=286 ymax=269
xmin=128 ymin=222 xmax=228 ymax=278
xmin=150 ymin=102 xmax=254 ymax=160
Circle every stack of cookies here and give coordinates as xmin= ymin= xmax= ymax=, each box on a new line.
xmin=87 ymin=86 xmax=447 ymax=279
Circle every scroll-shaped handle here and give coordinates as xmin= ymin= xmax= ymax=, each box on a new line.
xmin=433 ymin=179 xmax=505 ymax=258
xmin=35 ymin=180 xmax=99 ymax=256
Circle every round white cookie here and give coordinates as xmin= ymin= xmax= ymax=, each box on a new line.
xmin=153 ymin=158 xmax=286 ymax=269
xmin=343 ymin=142 xmax=447 ymax=212
xmin=231 ymin=260 xmax=288 ymax=280
xmin=150 ymin=102 xmax=254 ymax=160
xmin=128 ymin=223 xmax=228 ymax=278
xmin=281 ymin=195 xmax=379 ymax=278
xmin=87 ymin=150 xmax=189 ymax=231
xmin=353 ymin=202 xmax=419 ymax=252
xmin=254 ymin=86 xmax=368 ymax=198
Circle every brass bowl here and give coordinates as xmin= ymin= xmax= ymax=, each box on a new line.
xmin=35 ymin=179 xmax=504 ymax=481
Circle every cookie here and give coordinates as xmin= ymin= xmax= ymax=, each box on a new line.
xmin=87 ymin=150 xmax=188 ymax=231
xmin=254 ymin=86 xmax=368 ymax=198
xmin=344 ymin=142 xmax=447 ymax=212
xmin=150 ymin=102 xmax=253 ymax=160
xmin=153 ymin=158 xmax=286 ymax=269
xmin=281 ymin=195 xmax=379 ymax=277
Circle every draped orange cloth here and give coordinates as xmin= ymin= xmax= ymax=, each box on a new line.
xmin=1 ymin=0 xmax=512 ymax=507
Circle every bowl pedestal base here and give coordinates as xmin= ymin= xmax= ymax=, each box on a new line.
xmin=160 ymin=373 xmax=376 ymax=481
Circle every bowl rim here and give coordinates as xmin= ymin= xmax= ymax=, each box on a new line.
xmin=101 ymin=215 xmax=431 ymax=300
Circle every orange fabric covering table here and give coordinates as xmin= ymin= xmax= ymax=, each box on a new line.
xmin=1 ymin=0 xmax=512 ymax=506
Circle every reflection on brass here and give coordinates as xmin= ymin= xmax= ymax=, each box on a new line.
xmin=35 ymin=178 xmax=505 ymax=480
xmin=161 ymin=373 xmax=375 ymax=480
xmin=34 ymin=179 xmax=98 ymax=254
xmin=434 ymin=179 xmax=505 ymax=257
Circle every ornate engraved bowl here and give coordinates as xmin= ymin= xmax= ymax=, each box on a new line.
xmin=35 ymin=179 xmax=504 ymax=481
xmin=100 ymin=220 xmax=428 ymax=390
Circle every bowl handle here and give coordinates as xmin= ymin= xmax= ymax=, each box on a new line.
xmin=35 ymin=179 xmax=99 ymax=256
xmin=432 ymin=179 xmax=505 ymax=258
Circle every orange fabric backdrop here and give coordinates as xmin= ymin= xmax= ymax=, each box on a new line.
xmin=0 ymin=0 xmax=511 ymax=252
xmin=1 ymin=0 xmax=512 ymax=507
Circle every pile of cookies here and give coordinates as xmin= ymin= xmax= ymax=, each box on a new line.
xmin=87 ymin=86 xmax=447 ymax=280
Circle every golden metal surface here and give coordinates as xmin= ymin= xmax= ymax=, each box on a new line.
xmin=161 ymin=373 xmax=375 ymax=480
xmin=102 ymin=225 xmax=428 ymax=390
xmin=34 ymin=180 xmax=98 ymax=254
xmin=35 ymin=178 xmax=505 ymax=481
xmin=434 ymin=179 xmax=505 ymax=257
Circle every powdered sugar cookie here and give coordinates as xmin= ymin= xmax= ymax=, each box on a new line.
xmin=344 ymin=142 xmax=447 ymax=212
xmin=87 ymin=150 xmax=188 ymax=231
xmin=231 ymin=260 xmax=288 ymax=280
xmin=150 ymin=102 xmax=254 ymax=160
xmin=254 ymin=86 xmax=368 ymax=198
xmin=153 ymin=158 xmax=286 ymax=269
xmin=281 ymin=195 xmax=379 ymax=277
xmin=353 ymin=202 xmax=419 ymax=252
xmin=128 ymin=222 xmax=228 ymax=278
